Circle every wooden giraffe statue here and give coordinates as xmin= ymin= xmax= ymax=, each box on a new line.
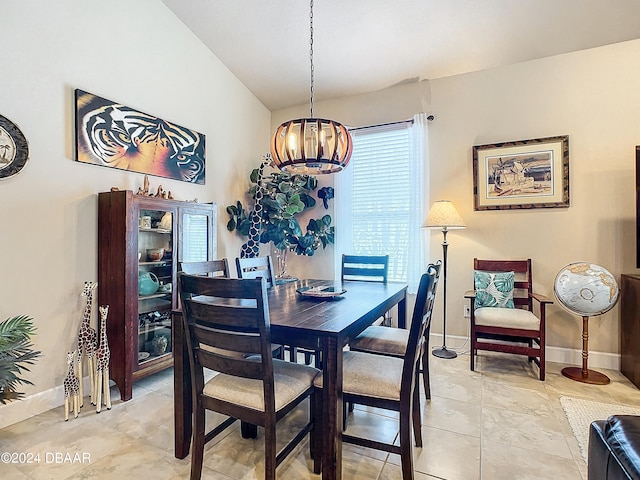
xmin=76 ymin=281 xmax=98 ymax=407
xmin=95 ymin=305 xmax=111 ymax=413
xmin=63 ymin=351 xmax=80 ymax=421
xmin=240 ymin=154 xmax=274 ymax=259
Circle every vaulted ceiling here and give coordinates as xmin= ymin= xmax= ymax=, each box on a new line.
xmin=163 ymin=0 xmax=640 ymax=111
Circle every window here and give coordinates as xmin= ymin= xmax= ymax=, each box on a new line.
xmin=181 ymin=213 xmax=210 ymax=262
xmin=335 ymin=114 xmax=429 ymax=292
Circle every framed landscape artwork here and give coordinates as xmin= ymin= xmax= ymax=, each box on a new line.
xmin=473 ymin=135 xmax=569 ymax=210
xmin=75 ymin=89 xmax=206 ymax=184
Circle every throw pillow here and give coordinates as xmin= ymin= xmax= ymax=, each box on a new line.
xmin=474 ymin=270 xmax=515 ymax=309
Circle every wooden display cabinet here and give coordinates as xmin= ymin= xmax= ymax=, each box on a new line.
xmin=98 ymin=190 xmax=217 ymax=401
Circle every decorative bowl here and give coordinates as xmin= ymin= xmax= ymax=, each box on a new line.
xmin=138 ymin=271 xmax=160 ymax=296
xmin=146 ymin=248 xmax=165 ymax=262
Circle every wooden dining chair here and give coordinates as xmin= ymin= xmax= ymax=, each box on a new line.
xmin=313 ymin=267 xmax=438 ymax=480
xmin=181 ymin=259 xmax=284 ymax=361
xmin=342 ymin=254 xmax=391 ymax=326
xmin=349 ymin=261 xmax=441 ymax=399
xmin=341 ymin=254 xmax=389 ymax=282
xmin=237 ymin=255 xmax=318 ymax=366
xmin=235 ymin=256 xmax=276 ymax=287
xmin=179 ymin=259 xmax=230 ymax=277
xmin=466 ymin=258 xmax=552 ymax=380
xmin=178 ymin=273 xmax=320 ymax=480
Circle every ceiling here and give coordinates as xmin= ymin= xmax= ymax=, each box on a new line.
xmin=162 ymin=0 xmax=640 ymax=112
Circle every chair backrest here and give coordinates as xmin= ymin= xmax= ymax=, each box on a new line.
xmin=341 ymin=254 xmax=389 ymax=283
xmin=429 ymin=260 xmax=443 ymax=302
xmin=236 ymin=256 xmax=277 ymax=288
xmin=178 ymin=274 xmax=276 ymax=409
xmin=179 ymin=259 xmax=230 ymax=278
xmin=400 ymin=263 xmax=439 ymax=399
xmin=474 ymin=258 xmax=533 ymax=310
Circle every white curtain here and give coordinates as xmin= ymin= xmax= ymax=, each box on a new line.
xmin=407 ymin=112 xmax=429 ymax=292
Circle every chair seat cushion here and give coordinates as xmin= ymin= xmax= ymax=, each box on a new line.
xmin=203 ymin=359 xmax=320 ymax=411
xmin=475 ymin=306 xmax=540 ymax=330
xmin=350 ymin=325 xmax=408 ymax=357
xmin=314 ymin=351 xmax=403 ymax=401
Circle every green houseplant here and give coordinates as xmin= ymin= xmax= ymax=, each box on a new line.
xmin=226 ymin=169 xmax=335 ymax=260
xmin=0 ymin=315 xmax=42 ymax=404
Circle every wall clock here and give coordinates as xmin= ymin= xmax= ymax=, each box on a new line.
xmin=0 ymin=114 xmax=29 ymax=179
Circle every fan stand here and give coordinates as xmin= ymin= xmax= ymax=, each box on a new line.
xmin=561 ymin=315 xmax=610 ymax=385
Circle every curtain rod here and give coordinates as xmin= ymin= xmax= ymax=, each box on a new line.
xmin=349 ymin=114 xmax=435 ymax=132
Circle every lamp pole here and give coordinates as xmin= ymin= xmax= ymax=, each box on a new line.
xmin=432 ymin=226 xmax=456 ymax=358
xmin=423 ymin=200 xmax=465 ymax=360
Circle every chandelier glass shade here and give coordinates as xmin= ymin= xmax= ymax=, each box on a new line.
xmin=271 ymin=117 xmax=353 ymax=174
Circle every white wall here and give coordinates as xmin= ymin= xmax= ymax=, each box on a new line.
xmin=273 ymin=39 xmax=640 ymax=355
xmin=0 ymin=0 xmax=270 ymax=421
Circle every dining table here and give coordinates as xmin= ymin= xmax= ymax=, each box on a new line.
xmin=172 ymin=278 xmax=408 ymax=480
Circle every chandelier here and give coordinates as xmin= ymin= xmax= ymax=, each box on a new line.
xmin=270 ymin=0 xmax=353 ymax=175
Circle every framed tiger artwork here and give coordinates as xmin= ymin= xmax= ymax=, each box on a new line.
xmin=75 ymin=89 xmax=206 ymax=184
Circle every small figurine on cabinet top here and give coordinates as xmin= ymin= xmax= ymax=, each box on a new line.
xmin=134 ymin=175 xmax=174 ymax=199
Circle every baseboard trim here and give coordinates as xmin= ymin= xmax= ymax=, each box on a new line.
xmin=430 ymin=333 xmax=621 ymax=371
xmin=0 ymin=376 xmax=95 ymax=430
xmin=545 ymin=345 xmax=620 ymax=371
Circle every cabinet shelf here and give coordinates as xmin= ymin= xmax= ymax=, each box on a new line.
xmin=139 ymin=227 xmax=172 ymax=234
xmin=138 ymin=293 xmax=171 ymax=301
xmin=138 ymin=350 xmax=172 ymax=364
xmin=139 ymin=260 xmax=171 ymax=267
xmin=139 ymin=321 xmax=172 ymax=335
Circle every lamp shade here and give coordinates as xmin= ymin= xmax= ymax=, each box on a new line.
xmin=423 ymin=200 xmax=466 ymax=229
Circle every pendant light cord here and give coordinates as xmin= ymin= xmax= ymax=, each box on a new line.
xmin=309 ymin=0 xmax=314 ymax=118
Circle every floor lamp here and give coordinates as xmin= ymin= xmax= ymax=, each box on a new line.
xmin=423 ymin=200 xmax=466 ymax=359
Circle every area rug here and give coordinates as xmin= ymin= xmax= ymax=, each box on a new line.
xmin=560 ymin=396 xmax=640 ymax=461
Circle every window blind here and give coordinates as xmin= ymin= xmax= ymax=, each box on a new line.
xmin=348 ymin=124 xmax=412 ymax=282
xmin=182 ymin=214 xmax=209 ymax=262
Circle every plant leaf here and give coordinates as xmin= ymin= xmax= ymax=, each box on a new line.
xmin=0 ymin=316 xmax=41 ymax=404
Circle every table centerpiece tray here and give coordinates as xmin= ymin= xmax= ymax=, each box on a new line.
xmin=296 ymin=284 xmax=346 ymax=298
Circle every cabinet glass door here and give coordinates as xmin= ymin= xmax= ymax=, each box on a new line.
xmin=179 ymin=207 xmax=215 ymax=263
xmin=137 ymin=207 xmax=174 ymax=365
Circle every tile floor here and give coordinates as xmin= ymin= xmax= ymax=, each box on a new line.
xmin=1 ymin=349 xmax=639 ymax=479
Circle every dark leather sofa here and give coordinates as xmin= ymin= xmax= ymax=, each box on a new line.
xmin=589 ymin=415 xmax=640 ymax=480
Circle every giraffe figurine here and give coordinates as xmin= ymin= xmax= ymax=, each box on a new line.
xmin=63 ymin=351 xmax=80 ymax=421
xmin=240 ymin=154 xmax=274 ymax=259
xmin=76 ymin=281 xmax=98 ymax=407
xmin=95 ymin=305 xmax=112 ymax=413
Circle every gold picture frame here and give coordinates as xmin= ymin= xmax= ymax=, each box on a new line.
xmin=473 ymin=135 xmax=569 ymax=211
